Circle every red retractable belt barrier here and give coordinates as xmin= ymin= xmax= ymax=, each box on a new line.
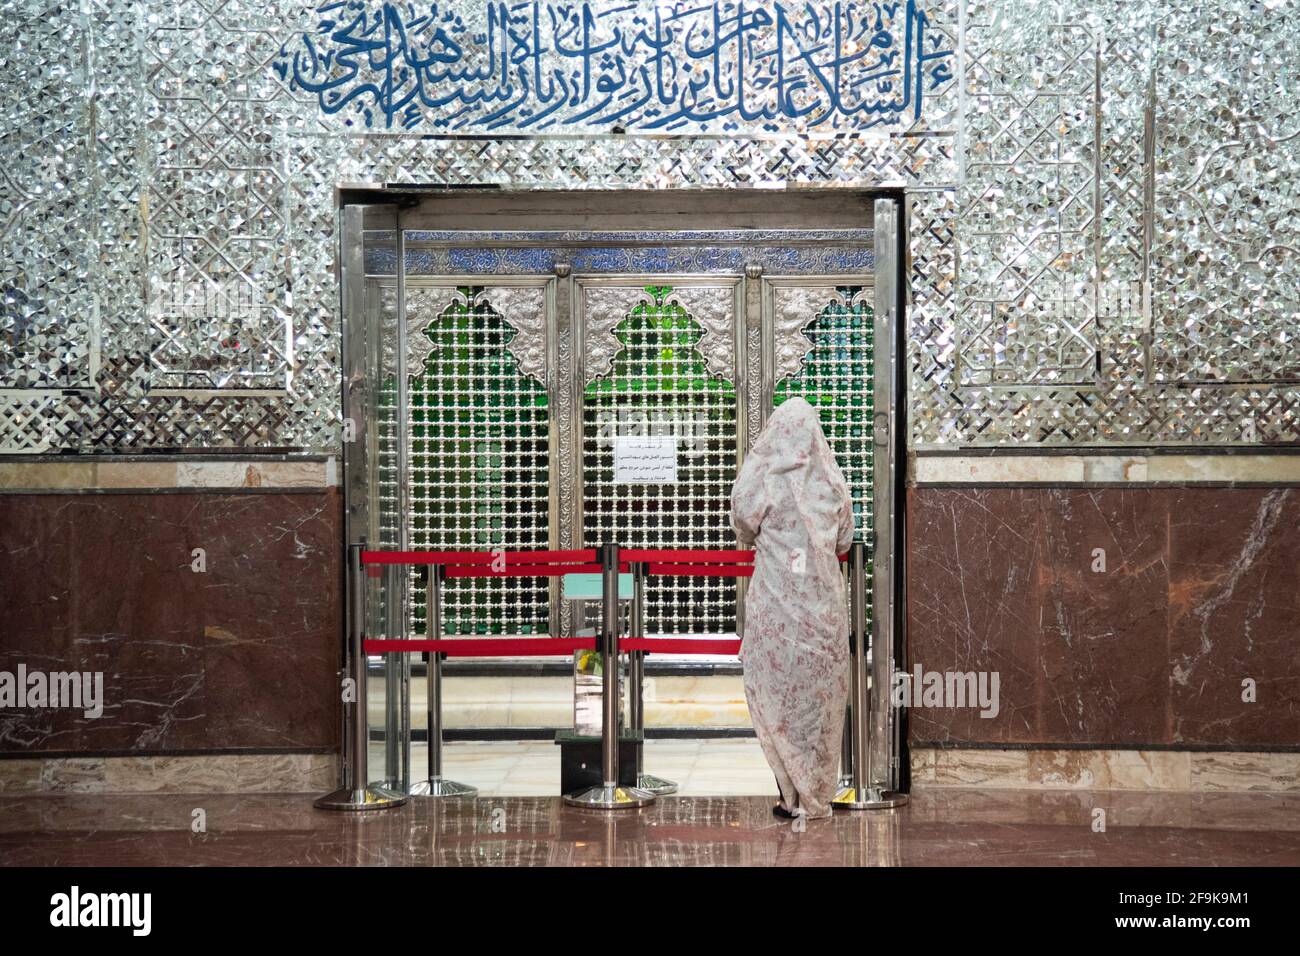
xmin=623 ymin=549 xmax=848 ymax=575
xmin=623 ymin=548 xmax=755 ymax=579
xmin=621 ymin=548 xmax=755 ymax=563
xmin=362 ymin=548 xmax=608 ymax=578
xmin=622 ymin=637 xmax=742 ymax=655
xmin=359 ymin=547 xmax=850 ymax=658
xmin=362 ymin=548 xmax=598 ymax=566
xmin=364 ymin=637 xmax=596 ymax=656
xmin=647 ymin=563 xmax=753 ymax=577
xmin=443 ymin=563 xmax=606 ymax=578
xmin=621 ymin=550 xmax=751 ymax=652
xmin=364 ymin=637 xmax=740 ymax=656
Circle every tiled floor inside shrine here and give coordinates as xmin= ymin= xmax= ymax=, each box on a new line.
xmin=402 ymin=738 xmax=778 ymax=797
xmin=3 ymin=740 xmax=1299 ymax=866
xmin=3 ymin=788 xmax=1297 ymax=867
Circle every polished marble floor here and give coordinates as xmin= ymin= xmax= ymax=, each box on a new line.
xmin=403 ymin=738 xmax=779 ymax=797
xmin=2 ymin=785 xmax=1298 ymax=866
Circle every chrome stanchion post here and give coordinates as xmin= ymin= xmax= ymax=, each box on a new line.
xmin=410 ymin=564 xmax=476 ymax=798
xmin=564 ymin=543 xmax=655 ymax=810
xmin=838 ymin=703 xmax=853 ymax=790
xmin=315 ymin=543 xmax=408 ymax=810
xmin=834 ymin=541 xmax=907 ymax=810
xmin=383 ymin=563 xmax=402 ymax=787
xmin=832 ymin=542 xmax=868 ymax=808
xmin=629 ymin=560 xmax=676 ymax=795
xmin=837 ymin=559 xmax=853 ymax=790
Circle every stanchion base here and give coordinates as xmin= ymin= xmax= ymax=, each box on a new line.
xmin=832 ymin=786 xmax=909 ymax=811
xmin=636 ymin=773 xmax=678 ymax=796
xmin=563 ymin=783 xmax=656 ymax=810
xmin=313 ymin=785 xmax=408 ymax=811
xmin=409 ymin=777 xmax=477 ymax=798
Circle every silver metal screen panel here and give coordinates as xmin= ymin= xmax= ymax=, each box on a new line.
xmin=406 ymin=285 xmax=552 ymax=637
xmin=581 ymin=284 xmax=739 ymax=636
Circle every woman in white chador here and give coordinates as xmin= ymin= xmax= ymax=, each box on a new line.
xmin=730 ymin=397 xmax=854 ymax=819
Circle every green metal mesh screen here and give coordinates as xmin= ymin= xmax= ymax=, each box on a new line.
xmin=773 ymin=288 xmax=874 ymax=619
xmin=408 ymin=288 xmax=551 ymax=636
xmin=583 ymin=286 xmax=739 ymax=635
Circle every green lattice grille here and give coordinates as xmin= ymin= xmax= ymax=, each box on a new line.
xmin=773 ymin=289 xmax=874 ymax=619
xmin=408 ymin=289 xmax=551 ymax=636
xmin=583 ymin=286 xmax=738 ymax=635
xmin=375 ymin=381 xmax=402 ymax=636
xmin=371 ymin=285 xmax=403 ymax=638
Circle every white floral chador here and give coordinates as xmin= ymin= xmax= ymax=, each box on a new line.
xmin=731 ymin=397 xmax=854 ymax=818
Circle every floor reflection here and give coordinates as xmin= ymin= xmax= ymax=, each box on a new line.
xmin=2 ymin=789 xmax=1298 ymax=866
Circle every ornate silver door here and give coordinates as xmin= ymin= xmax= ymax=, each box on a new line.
xmin=344 ymin=207 xmax=896 ymax=650
xmin=341 ymin=194 xmax=905 ymax=794
xmin=571 ymin=276 xmax=746 ymax=637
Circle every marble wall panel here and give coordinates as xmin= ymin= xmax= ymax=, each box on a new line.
xmin=0 ymin=491 xmax=343 ymax=755
xmin=907 ymin=487 xmax=1300 ymax=749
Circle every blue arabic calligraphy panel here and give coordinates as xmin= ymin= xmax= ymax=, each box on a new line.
xmin=276 ymin=0 xmax=954 ymax=133
xmin=366 ymin=229 xmax=875 ymax=274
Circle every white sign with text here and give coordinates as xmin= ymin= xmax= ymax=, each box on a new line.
xmin=613 ymin=436 xmax=678 ymax=484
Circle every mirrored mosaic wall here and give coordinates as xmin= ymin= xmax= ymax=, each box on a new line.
xmin=1 ymin=0 xmax=1296 ymax=452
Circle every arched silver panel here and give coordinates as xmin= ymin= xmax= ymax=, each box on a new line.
xmin=339 ymin=193 xmax=899 ymax=781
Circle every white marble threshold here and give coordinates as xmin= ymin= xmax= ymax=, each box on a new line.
xmin=910 ymin=452 xmax=1300 ymax=485
xmin=3 ymin=745 xmax=1298 ymax=795
xmin=0 ymin=458 xmax=338 ymax=490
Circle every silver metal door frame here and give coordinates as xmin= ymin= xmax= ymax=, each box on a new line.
xmin=338 ymin=191 xmax=908 ymax=789
xmin=873 ymin=196 xmax=905 ymax=793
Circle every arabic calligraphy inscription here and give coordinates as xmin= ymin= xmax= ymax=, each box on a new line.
xmin=277 ymin=0 xmax=953 ymax=133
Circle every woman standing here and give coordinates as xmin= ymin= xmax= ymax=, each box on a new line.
xmin=731 ymin=397 xmax=855 ymax=819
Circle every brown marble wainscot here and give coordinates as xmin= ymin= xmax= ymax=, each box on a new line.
xmin=0 ymin=490 xmax=343 ymax=758
xmin=1166 ymin=487 xmax=1300 ymax=747
xmin=905 ymin=486 xmax=1300 ymax=751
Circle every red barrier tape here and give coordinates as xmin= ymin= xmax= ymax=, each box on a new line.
xmin=444 ymin=563 xmax=604 ymax=578
xmin=361 ymin=549 xmax=846 ymax=582
xmin=622 ymin=548 xmax=755 ymax=563
xmin=624 ymin=549 xmax=848 ymax=566
xmin=361 ymin=548 xmax=598 ymax=566
xmin=622 ymin=638 xmax=742 ymax=655
xmin=647 ymin=563 xmax=754 ymax=577
xmin=364 ymin=637 xmax=740 ymax=656
xmin=365 ymin=638 xmax=596 ymax=656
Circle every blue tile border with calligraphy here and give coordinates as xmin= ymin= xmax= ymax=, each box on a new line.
xmin=363 ymin=243 xmax=873 ymax=274
xmin=277 ymin=0 xmax=953 ymax=133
